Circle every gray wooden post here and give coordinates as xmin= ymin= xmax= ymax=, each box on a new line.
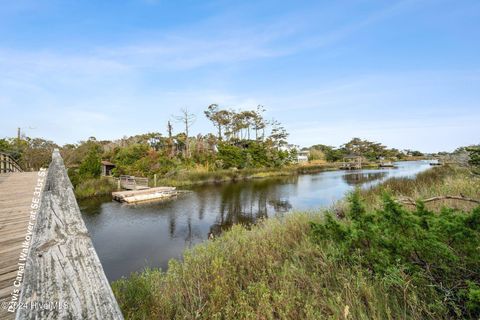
xmin=16 ymin=149 xmax=124 ymax=320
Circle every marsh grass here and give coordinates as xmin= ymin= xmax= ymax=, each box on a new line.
xmin=156 ymin=167 xmax=295 ymax=187
xmin=113 ymin=214 xmax=430 ymax=319
xmin=359 ymin=165 xmax=480 ymax=211
xmin=74 ymin=177 xmax=116 ymax=199
xmin=155 ymin=162 xmax=348 ymax=188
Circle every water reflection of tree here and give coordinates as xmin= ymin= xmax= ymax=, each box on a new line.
xmin=177 ymin=215 xmax=205 ymax=247
xmin=210 ymin=178 xmax=294 ymax=236
xmin=78 ymin=195 xmax=111 ymax=215
xmin=342 ymin=172 xmax=387 ymax=186
xmin=196 ymin=192 xmax=206 ymax=221
xmin=161 ymin=195 xmax=203 ymax=245
xmin=268 ymin=199 xmax=292 ymax=212
xmin=168 ymin=211 xmax=176 ymax=237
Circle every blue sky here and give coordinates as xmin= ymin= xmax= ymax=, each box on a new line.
xmin=0 ymin=0 xmax=479 ymax=152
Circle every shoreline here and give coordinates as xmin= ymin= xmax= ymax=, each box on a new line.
xmin=134 ymin=161 xmax=381 ymax=188
xmin=74 ymin=159 xmax=423 ymax=199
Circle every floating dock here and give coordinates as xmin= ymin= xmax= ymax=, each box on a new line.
xmin=112 ymin=187 xmax=177 ymax=204
xmin=379 ymin=161 xmax=396 ymax=168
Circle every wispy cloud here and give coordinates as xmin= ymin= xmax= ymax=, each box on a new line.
xmin=0 ymin=1 xmax=416 ymax=75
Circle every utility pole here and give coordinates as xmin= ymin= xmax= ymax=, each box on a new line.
xmin=167 ymin=121 xmax=173 ymax=139
xmin=167 ymin=121 xmax=175 ymax=157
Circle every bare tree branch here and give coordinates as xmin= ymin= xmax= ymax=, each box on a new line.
xmin=174 ymin=108 xmax=196 ymax=158
xmin=397 ymin=195 xmax=480 ymax=206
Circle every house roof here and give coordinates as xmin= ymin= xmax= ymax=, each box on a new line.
xmin=101 ymin=160 xmax=115 ymax=166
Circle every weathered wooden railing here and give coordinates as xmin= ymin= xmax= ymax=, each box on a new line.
xmin=119 ymin=175 xmax=149 ymax=190
xmin=0 ymin=152 xmax=23 ymax=173
xmin=16 ymin=150 xmax=123 ymax=319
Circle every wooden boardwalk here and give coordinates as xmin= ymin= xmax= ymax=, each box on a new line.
xmin=0 ymin=172 xmax=41 ymax=320
xmin=0 ymin=151 xmax=123 ymax=319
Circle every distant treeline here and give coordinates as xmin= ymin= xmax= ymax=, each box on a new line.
xmin=304 ymin=138 xmax=424 ymax=162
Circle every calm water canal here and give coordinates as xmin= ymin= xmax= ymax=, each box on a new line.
xmin=79 ymin=161 xmax=431 ymax=281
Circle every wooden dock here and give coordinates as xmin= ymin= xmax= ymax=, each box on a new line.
xmin=0 ymin=172 xmax=42 ymax=320
xmin=112 ymin=187 xmax=177 ymax=204
xmin=379 ymin=161 xmax=396 ymax=168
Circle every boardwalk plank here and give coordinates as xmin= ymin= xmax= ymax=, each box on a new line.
xmin=0 ymin=172 xmax=40 ymax=320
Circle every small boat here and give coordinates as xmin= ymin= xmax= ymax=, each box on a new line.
xmin=429 ymin=159 xmax=442 ymax=166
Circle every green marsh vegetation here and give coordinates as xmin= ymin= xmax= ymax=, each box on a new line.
xmin=112 ymin=164 xmax=480 ymax=319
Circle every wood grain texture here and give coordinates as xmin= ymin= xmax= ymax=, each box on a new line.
xmin=16 ymin=150 xmax=123 ymax=320
xmin=0 ymin=172 xmax=40 ymax=320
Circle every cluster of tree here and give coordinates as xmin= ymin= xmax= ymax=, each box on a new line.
xmin=216 ymin=141 xmax=296 ymax=169
xmin=204 ymin=104 xmax=288 ymax=147
xmin=0 ymin=104 xmax=296 ymax=182
xmin=36 ymin=105 xmax=293 ymax=182
xmin=205 ymin=105 xmax=265 ymax=141
xmin=306 ymin=138 xmax=423 ymax=162
xmin=0 ymin=136 xmax=58 ymax=171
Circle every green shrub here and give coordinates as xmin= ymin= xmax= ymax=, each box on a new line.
xmin=113 ymin=268 xmax=161 ymax=319
xmin=67 ymin=168 xmax=81 ymax=188
xmin=217 ymin=143 xmax=246 ymax=169
xmin=78 ymin=147 xmax=101 ymax=179
xmin=217 ymin=141 xmax=296 ymax=169
xmin=115 ymin=144 xmax=150 ymax=167
xmin=465 ymin=281 xmax=480 ymax=315
xmin=311 ymin=190 xmax=480 ymax=319
xmin=467 ymin=146 xmax=480 ymax=174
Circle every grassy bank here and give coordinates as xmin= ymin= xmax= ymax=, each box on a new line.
xmin=112 ymin=165 xmax=480 ymax=319
xmin=74 ymin=177 xmax=117 ymax=199
xmin=156 ymin=167 xmax=294 ymax=187
xmin=361 ymin=165 xmax=479 ymax=210
xmin=154 ymin=161 xmax=374 ymax=188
